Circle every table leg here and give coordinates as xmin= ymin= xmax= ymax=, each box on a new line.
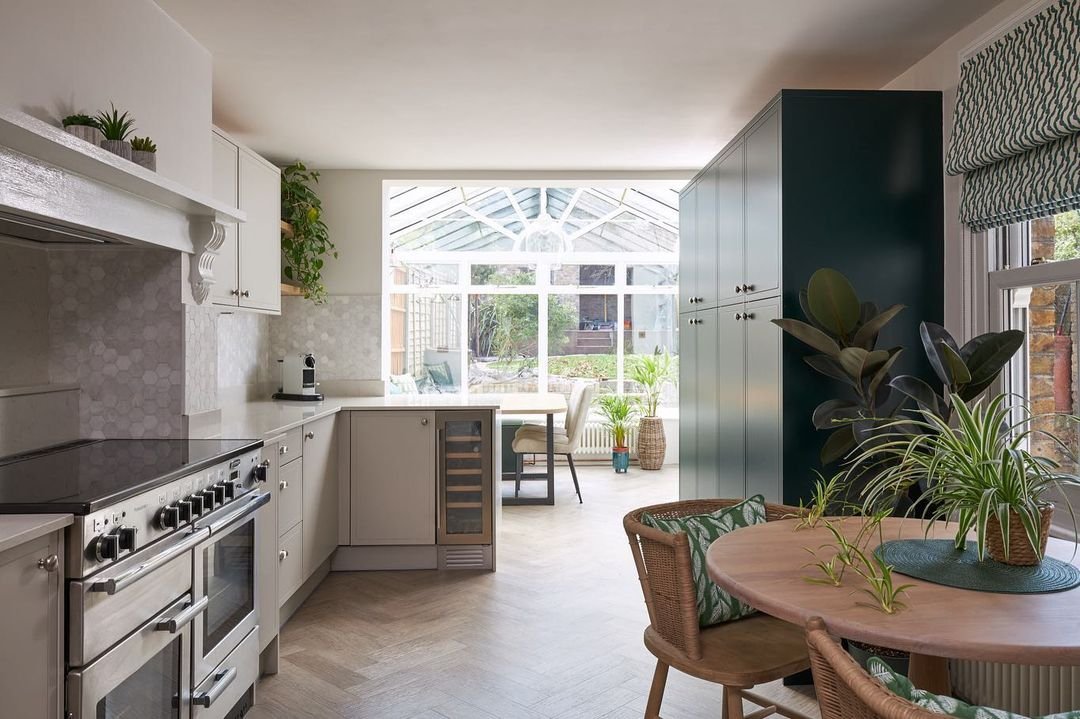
xmin=545 ymin=412 xmax=555 ymax=506
xmin=908 ymin=653 xmax=951 ymax=695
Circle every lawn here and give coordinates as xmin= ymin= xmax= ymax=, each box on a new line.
xmin=487 ymin=353 xmax=678 ymax=380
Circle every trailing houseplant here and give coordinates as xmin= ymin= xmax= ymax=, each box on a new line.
xmin=628 ymin=349 xmax=675 ymax=470
xmin=280 ymin=161 xmax=336 ymax=303
xmin=854 ymin=393 xmax=1080 ymax=565
xmin=596 ymin=393 xmax=637 ymax=474
xmin=62 ymin=113 xmax=102 ymax=145
xmin=95 ymin=103 xmax=136 ymax=160
xmin=130 ymin=136 xmax=157 ymax=171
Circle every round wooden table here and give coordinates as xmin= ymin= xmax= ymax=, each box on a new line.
xmin=706 ymin=517 xmax=1080 ymax=694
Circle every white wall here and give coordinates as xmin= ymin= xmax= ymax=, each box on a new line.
xmin=885 ymin=0 xmax=1044 ymax=336
xmin=0 ymin=0 xmax=213 ymax=193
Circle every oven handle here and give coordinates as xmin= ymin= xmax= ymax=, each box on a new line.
xmin=192 ymin=666 xmax=237 ymax=707
xmin=155 ymin=594 xmax=208 ymax=634
xmin=202 ymin=490 xmax=271 ymax=534
xmin=89 ymin=527 xmax=210 ymax=595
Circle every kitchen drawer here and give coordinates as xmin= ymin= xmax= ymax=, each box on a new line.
xmin=277 ymin=459 xmax=303 ymax=535
xmin=278 ymin=426 xmax=304 ymax=465
xmin=278 ymin=523 xmax=303 ymax=606
xmin=191 ymin=627 xmax=258 ymax=719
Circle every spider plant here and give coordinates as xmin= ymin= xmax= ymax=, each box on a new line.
xmin=855 ymin=394 xmax=1080 ymax=561
xmin=850 ymin=545 xmax=915 ymax=615
xmin=95 ymin=103 xmax=136 ymax=141
xmin=803 ymin=548 xmax=846 ymax=587
xmin=794 ymin=471 xmax=845 ymax=529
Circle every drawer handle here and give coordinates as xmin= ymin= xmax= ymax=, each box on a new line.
xmin=280 ymin=445 xmax=288 ymax=456
xmin=192 ymin=666 xmax=237 ymax=708
xmin=279 ymin=480 xmax=289 ymax=491
xmin=156 ymin=595 xmax=208 ymax=634
xmin=420 ymin=418 xmax=429 ymax=426
xmin=279 ymin=549 xmax=289 ymax=561
xmin=305 ymin=431 xmax=315 ymax=440
xmin=37 ymin=554 xmax=59 ymax=572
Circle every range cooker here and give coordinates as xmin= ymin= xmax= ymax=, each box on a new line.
xmin=0 ymin=438 xmax=268 ymax=719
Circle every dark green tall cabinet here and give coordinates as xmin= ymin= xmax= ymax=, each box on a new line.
xmin=679 ymin=90 xmax=944 ymax=506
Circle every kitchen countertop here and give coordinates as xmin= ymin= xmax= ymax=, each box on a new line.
xmin=214 ymin=394 xmax=507 ymax=440
xmin=0 ymin=514 xmax=72 ymax=554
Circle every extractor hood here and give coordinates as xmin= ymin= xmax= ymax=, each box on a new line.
xmin=0 ymin=110 xmax=245 ymax=302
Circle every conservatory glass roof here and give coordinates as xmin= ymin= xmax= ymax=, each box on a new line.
xmin=388 ymin=186 xmax=680 ymax=254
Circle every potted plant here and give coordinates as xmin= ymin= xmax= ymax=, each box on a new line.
xmin=130 ymin=136 xmax=157 ymax=171
xmin=62 ymin=113 xmax=102 ymax=145
xmin=597 ymin=394 xmax=637 ymax=473
xmin=855 ymin=393 xmax=1080 ymax=565
xmin=629 ymin=349 xmax=675 ymax=470
xmin=281 ymin=161 xmax=337 ymax=303
xmin=95 ymin=104 xmax=136 ymax=160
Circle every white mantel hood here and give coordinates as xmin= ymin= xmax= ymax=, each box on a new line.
xmin=0 ymin=110 xmax=244 ymax=303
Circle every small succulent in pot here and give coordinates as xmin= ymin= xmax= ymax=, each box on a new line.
xmin=130 ymin=136 xmax=157 ymax=171
xmin=95 ymin=103 xmax=136 ymax=161
xmin=61 ymin=113 xmax=103 ymax=145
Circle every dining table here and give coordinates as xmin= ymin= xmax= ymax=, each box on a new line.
xmin=706 ymin=516 xmax=1080 ymax=695
xmin=496 ymin=392 xmax=568 ymax=506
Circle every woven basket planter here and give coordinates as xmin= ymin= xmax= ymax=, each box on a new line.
xmin=986 ymin=504 xmax=1053 ymax=566
xmin=637 ymin=416 xmax=666 ymax=470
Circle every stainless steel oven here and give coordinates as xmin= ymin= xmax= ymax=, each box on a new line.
xmin=66 ymin=594 xmax=200 ymax=719
xmin=193 ymin=490 xmax=270 ymax=688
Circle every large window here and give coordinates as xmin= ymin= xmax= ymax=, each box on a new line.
xmin=385 ymin=186 xmax=680 ymax=397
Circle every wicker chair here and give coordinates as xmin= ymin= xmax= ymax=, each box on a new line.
xmin=624 ymin=499 xmax=813 ymax=719
xmin=806 ymin=617 xmax=941 ymax=719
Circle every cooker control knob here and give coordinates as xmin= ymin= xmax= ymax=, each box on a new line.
xmin=176 ymin=499 xmax=194 ymax=523
xmin=90 ymin=533 xmax=120 ymax=562
xmin=116 ymin=525 xmax=138 ymax=552
xmin=211 ymin=483 xmax=227 ymax=505
xmin=156 ymin=505 xmax=181 ymax=530
xmin=188 ymin=494 xmax=205 ymax=517
xmin=198 ymin=489 xmax=216 ymax=512
xmin=253 ymin=460 xmax=270 ymax=483
xmin=222 ymin=481 xmax=237 ymax=500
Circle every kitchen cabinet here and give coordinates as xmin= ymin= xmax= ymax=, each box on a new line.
xmin=302 ymin=413 xmax=339 ymax=575
xmin=679 ymin=90 xmax=944 ymax=505
xmin=255 ymin=442 xmax=279 ymax=657
xmin=678 ymin=181 xmax=697 ymax=311
xmin=0 ymin=529 xmax=62 ymax=719
xmin=209 ymin=128 xmax=281 ymax=314
xmin=350 ymin=411 xmax=436 ymax=545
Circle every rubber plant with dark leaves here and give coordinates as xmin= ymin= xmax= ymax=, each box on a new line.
xmin=280 ymin=162 xmax=337 ymax=303
xmin=771 ymin=268 xmax=1024 ymax=504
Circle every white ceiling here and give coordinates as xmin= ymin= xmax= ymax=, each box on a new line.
xmin=156 ymin=0 xmax=998 ymax=171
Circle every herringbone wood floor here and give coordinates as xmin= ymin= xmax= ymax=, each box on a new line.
xmin=249 ymin=465 xmax=819 ymax=719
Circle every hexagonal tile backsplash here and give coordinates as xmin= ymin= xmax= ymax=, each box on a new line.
xmin=49 ymin=249 xmax=184 ymax=438
xmin=269 ymin=295 xmax=380 ymax=381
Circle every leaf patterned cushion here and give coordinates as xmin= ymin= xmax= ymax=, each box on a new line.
xmin=642 ymin=495 xmax=765 ymax=627
xmin=867 ymin=657 xmax=1080 ymax=719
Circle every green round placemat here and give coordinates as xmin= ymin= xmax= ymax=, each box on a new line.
xmin=875 ymin=539 xmax=1080 ymax=594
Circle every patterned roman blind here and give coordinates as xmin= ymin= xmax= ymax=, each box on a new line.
xmin=946 ymin=0 xmax=1080 ymax=231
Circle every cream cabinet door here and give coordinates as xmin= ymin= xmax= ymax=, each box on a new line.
xmin=255 ymin=442 xmax=279 ymax=653
xmin=350 ymin=411 xmax=436 ymax=545
xmin=0 ymin=531 xmax=62 ymax=719
xmin=302 ymin=414 xmax=339 ymax=575
xmin=238 ymin=148 xmax=281 ymax=314
xmin=210 ymin=132 xmax=240 ymax=306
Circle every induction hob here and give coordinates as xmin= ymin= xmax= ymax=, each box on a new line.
xmin=0 ymin=438 xmax=263 ymax=514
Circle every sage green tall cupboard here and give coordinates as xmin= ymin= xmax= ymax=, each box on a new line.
xmin=679 ymin=90 xmax=944 ymax=506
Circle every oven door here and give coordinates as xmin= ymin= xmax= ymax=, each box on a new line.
xmin=193 ymin=490 xmax=270 ymax=685
xmin=66 ymin=595 xmax=198 ymax=719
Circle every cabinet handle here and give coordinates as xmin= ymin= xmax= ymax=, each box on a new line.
xmin=688 ymin=297 xmax=696 ymax=304
xmin=279 ymin=550 xmax=288 ymax=562
xmin=280 ymin=444 xmax=288 ymax=456
xmin=230 ymin=289 xmax=240 ymax=296
xmin=735 ymin=313 xmax=743 ymax=321
xmin=742 ymin=283 xmax=755 ymax=293
xmin=279 ymin=480 xmax=288 ymax=491
xmin=744 ymin=312 xmax=755 ymax=321
xmin=37 ymin=554 xmax=59 ymax=572
xmin=241 ymin=290 xmax=250 ymax=298
xmin=305 ymin=431 xmax=315 ymax=440
xmin=420 ymin=417 xmax=429 ymax=426
xmin=735 ymin=285 xmax=742 ymax=293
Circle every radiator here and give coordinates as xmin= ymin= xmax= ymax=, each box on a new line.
xmin=950 ymin=660 xmax=1080 ymax=715
xmin=576 ymin=421 xmax=638 ymax=456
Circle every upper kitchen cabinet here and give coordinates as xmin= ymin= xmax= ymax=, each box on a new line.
xmin=210 ymin=128 xmax=281 ymax=314
xmin=679 ymin=161 xmax=719 ymax=311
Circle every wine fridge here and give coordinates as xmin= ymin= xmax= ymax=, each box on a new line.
xmin=436 ymin=411 xmax=493 ymax=545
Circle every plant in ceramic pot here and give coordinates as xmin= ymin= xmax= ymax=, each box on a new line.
xmin=95 ymin=104 xmax=136 ymax=160
xmin=281 ymin=161 xmax=336 ymax=303
xmin=597 ymin=393 xmax=637 ymax=474
xmin=129 ymin=136 xmax=157 ymax=171
xmin=628 ymin=349 xmax=675 ymax=470
xmin=855 ymin=394 xmax=1080 ymax=565
xmin=61 ymin=113 xmax=102 ymax=145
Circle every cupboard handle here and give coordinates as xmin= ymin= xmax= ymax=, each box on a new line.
xmin=744 ymin=312 xmax=755 ymax=320
xmin=230 ymin=289 xmax=240 ymax=296
xmin=241 ymin=290 xmax=250 ymax=298
xmin=420 ymin=417 xmax=429 ymax=426
xmin=279 ymin=549 xmax=288 ymax=561
xmin=279 ymin=445 xmax=288 ymax=456
xmin=688 ymin=297 xmax=696 ymax=304
xmin=735 ymin=285 xmax=742 ymax=293
xmin=735 ymin=313 xmax=743 ymax=321
xmin=305 ymin=431 xmax=315 ymax=440
xmin=37 ymin=554 xmax=59 ymax=572
xmin=279 ymin=480 xmax=288 ymax=491
xmin=742 ymin=284 xmax=755 ymax=292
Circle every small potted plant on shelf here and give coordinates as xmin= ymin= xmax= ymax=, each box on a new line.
xmin=129 ymin=136 xmax=157 ymax=171
xmin=95 ymin=103 xmax=136 ymax=160
xmin=597 ymin=393 xmax=637 ymax=474
xmin=855 ymin=393 xmax=1080 ymax=565
xmin=629 ymin=349 xmax=675 ymax=470
xmin=281 ymin=161 xmax=336 ymax=303
xmin=62 ymin=113 xmax=102 ymax=145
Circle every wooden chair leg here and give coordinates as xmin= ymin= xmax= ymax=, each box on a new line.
xmin=723 ymin=686 xmax=745 ymax=719
xmin=644 ymin=660 xmax=668 ymax=719
xmin=515 ymin=453 xmax=523 ymax=496
xmin=566 ymin=454 xmax=582 ymax=503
